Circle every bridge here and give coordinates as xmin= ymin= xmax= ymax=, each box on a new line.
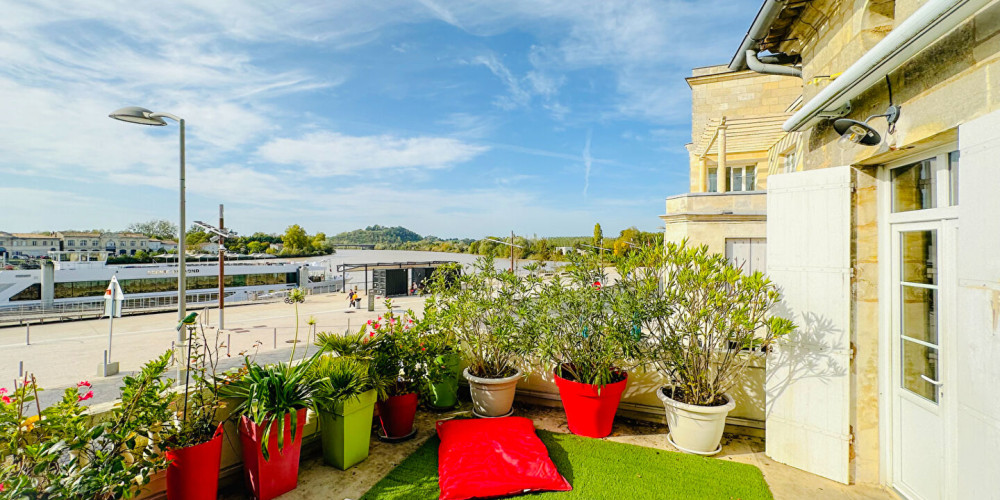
xmin=329 ymin=244 xmax=376 ymax=250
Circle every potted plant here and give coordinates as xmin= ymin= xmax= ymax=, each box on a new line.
xmin=162 ymin=317 xmax=226 ymax=500
xmin=307 ymin=354 xmax=378 ymax=470
xmin=535 ymin=249 xmax=661 ymax=438
xmin=0 ymin=353 xmax=175 ymax=499
xmin=317 ymin=300 xmax=422 ymax=440
xmin=648 ymin=241 xmax=794 ymax=455
xmin=220 ymin=289 xmax=318 ymax=500
xmin=428 ymin=258 xmax=541 ymax=417
xmin=416 ymin=298 xmax=461 ymax=410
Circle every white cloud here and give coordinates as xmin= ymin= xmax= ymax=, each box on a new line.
xmin=256 ymin=132 xmax=489 ymax=177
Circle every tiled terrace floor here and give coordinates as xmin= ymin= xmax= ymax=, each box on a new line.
xmin=221 ymin=402 xmax=898 ymax=500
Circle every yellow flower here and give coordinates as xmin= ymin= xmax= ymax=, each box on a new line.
xmin=20 ymin=414 xmax=41 ymax=431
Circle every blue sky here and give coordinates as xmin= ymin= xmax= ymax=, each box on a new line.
xmin=0 ymin=1 xmax=759 ymax=238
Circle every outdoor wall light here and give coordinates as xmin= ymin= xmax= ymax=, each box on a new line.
xmin=834 ymin=105 xmax=901 ymax=149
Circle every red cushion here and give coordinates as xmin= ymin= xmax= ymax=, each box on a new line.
xmin=436 ymin=417 xmax=571 ymax=500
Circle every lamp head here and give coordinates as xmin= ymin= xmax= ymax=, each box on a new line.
xmin=109 ymin=106 xmax=167 ymax=126
xmin=834 ymin=118 xmax=882 ymax=148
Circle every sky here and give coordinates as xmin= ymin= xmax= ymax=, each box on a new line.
xmin=0 ymin=0 xmax=759 ymax=239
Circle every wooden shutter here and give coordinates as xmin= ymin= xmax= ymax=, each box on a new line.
xmin=765 ymin=166 xmax=853 ymax=484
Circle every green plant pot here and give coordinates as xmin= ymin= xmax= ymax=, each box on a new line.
xmin=428 ymin=353 xmax=462 ymax=409
xmin=318 ymin=389 xmax=377 ymax=470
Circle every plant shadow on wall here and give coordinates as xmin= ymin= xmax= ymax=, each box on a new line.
xmin=763 ymin=305 xmax=849 ymax=419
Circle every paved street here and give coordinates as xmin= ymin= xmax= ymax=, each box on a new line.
xmin=0 ymin=292 xmax=427 ymax=407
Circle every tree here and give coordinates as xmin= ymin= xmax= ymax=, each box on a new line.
xmin=186 ymin=229 xmax=209 ymax=246
xmin=126 ymin=219 xmax=178 ymax=240
xmin=593 ymin=223 xmax=603 ymax=250
xmin=282 ymin=225 xmax=309 ymax=252
xmin=247 ymin=241 xmax=265 ymax=254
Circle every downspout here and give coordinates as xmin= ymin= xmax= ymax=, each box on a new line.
xmin=746 ymin=49 xmax=802 ymax=78
xmin=729 ymin=0 xmax=786 ymax=71
xmin=784 ymin=0 xmax=993 ymax=132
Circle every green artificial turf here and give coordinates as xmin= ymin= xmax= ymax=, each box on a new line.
xmin=360 ymin=430 xmax=773 ymax=500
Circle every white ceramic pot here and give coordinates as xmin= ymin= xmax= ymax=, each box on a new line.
xmin=463 ymin=367 xmax=522 ymax=417
xmin=657 ymin=388 xmax=735 ymax=455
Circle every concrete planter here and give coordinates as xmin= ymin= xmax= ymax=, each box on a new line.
xmin=318 ymin=389 xmax=376 ymax=470
xmin=464 ymin=367 xmax=522 ymax=417
xmin=657 ymin=389 xmax=735 ymax=455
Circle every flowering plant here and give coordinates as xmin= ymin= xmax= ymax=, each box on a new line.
xmin=0 ymin=352 xmax=175 ymax=499
xmin=315 ymin=299 xmax=423 ymax=399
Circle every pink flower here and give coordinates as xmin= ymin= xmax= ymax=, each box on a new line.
xmin=369 ymin=332 xmax=375 ymax=338
xmin=389 ymin=318 xmax=397 ymax=324
xmin=407 ymin=318 xmax=414 ymax=323
xmin=1 ymin=482 xmax=5 ymax=492
xmin=77 ymin=380 xmax=91 ymax=388
xmin=366 ymin=319 xmax=373 ymax=325
xmin=78 ymin=391 xmax=93 ymax=402
xmin=378 ymin=316 xmax=382 ymax=321
xmin=1 ymin=396 xmax=11 ymax=404
xmin=0 ymin=388 xmax=7 ymax=395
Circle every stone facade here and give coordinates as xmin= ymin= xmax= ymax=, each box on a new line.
xmin=0 ymin=231 xmax=152 ymax=259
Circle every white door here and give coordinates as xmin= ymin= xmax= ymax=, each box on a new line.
xmin=725 ymin=238 xmax=766 ymax=274
xmin=890 ymin=221 xmax=954 ymax=499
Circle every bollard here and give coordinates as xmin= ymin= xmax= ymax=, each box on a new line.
xmin=19 ymin=361 xmax=23 ymax=378
xmin=25 ymin=324 xmax=30 ymax=346
xmin=227 ymin=333 xmax=231 ymax=357
xmin=273 ymin=328 xmax=277 ymax=349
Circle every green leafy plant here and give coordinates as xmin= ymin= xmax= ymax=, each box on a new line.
xmin=315 ymin=300 xmax=423 ymax=399
xmin=162 ymin=320 xmax=225 ymax=451
xmin=648 ymin=241 xmax=795 ymax=406
xmin=425 ymin=258 xmax=542 ymax=379
xmin=0 ymin=352 xmax=175 ymax=499
xmin=535 ymin=247 xmax=664 ymax=387
xmin=307 ymin=356 xmax=372 ymax=413
xmin=218 ymin=354 xmax=318 ymax=460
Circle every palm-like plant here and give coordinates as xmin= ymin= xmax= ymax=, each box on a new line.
xmin=218 ymin=357 xmax=317 ymax=460
xmin=307 ymin=356 xmax=372 ymax=413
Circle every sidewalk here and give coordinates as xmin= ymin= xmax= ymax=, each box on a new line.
xmin=0 ymin=292 xmax=427 ymax=406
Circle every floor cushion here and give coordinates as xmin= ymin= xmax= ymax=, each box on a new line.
xmin=436 ymin=416 xmax=572 ymax=500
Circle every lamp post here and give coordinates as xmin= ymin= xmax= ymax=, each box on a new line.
xmin=193 ymin=211 xmax=237 ymax=331
xmin=109 ymin=106 xmax=187 ymax=352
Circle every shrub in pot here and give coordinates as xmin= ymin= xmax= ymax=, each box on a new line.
xmin=307 ymin=355 xmax=377 ymax=470
xmin=0 ymin=353 xmax=175 ymax=499
xmin=416 ymin=299 xmax=461 ymax=410
xmin=428 ymin=258 xmax=542 ymax=417
xmin=317 ymin=300 xmax=422 ymax=440
xmin=648 ymin=241 xmax=794 ymax=455
xmin=535 ymin=248 xmax=662 ymax=438
xmin=162 ymin=319 xmax=226 ymax=500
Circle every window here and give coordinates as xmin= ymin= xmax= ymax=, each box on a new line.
xmin=948 ymin=151 xmax=959 ymax=206
xmin=782 ymin=150 xmax=797 ymax=173
xmin=130 ymin=241 xmax=136 ymax=247
xmin=892 ymin=158 xmax=935 ymax=212
xmin=729 ymin=166 xmax=756 ymax=192
xmin=32 ymin=240 xmax=38 ymax=246
xmin=707 ymin=168 xmax=718 ymax=192
xmin=11 ymin=284 xmax=41 ymax=301
xmin=67 ymin=240 xmax=75 ymax=246
xmin=92 ymin=240 xmax=99 ymax=246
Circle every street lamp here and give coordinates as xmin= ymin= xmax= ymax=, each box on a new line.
xmin=109 ymin=106 xmax=187 ymax=345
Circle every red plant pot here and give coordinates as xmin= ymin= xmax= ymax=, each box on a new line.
xmin=377 ymin=393 xmax=418 ymax=438
xmin=554 ymin=370 xmax=628 ymax=438
xmin=166 ymin=424 xmax=224 ymax=500
xmin=237 ymin=408 xmax=307 ymax=500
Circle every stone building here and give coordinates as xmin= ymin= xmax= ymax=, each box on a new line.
xmin=0 ymin=232 xmax=61 ymax=258
xmin=56 ymin=231 xmax=151 ymax=258
xmin=661 ymin=66 xmax=800 ymax=274
xmin=726 ymin=0 xmax=1000 ymax=498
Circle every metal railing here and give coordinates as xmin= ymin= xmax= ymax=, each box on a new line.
xmin=0 ymin=281 xmax=343 ymax=326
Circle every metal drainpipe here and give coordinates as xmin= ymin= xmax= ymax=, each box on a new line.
xmin=746 ymin=49 xmax=802 ymax=78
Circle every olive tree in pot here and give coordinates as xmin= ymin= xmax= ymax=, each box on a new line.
xmin=536 ymin=247 xmax=665 ymax=438
xmin=649 ymin=241 xmax=794 ymax=455
xmin=430 ymin=258 xmax=542 ymax=417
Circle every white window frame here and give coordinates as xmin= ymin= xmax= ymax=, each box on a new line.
xmin=729 ymin=165 xmax=757 ymax=192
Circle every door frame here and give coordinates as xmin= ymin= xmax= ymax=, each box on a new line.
xmin=877 ymin=144 xmax=960 ymax=498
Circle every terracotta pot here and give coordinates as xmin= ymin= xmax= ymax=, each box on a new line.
xmin=463 ymin=368 xmax=522 ymax=417
xmin=237 ymin=408 xmax=307 ymax=500
xmin=165 ymin=424 xmax=224 ymax=500
xmin=657 ymin=389 xmax=735 ymax=455
xmin=376 ymin=392 xmax=418 ymax=438
xmin=554 ymin=369 xmax=628 ymax=438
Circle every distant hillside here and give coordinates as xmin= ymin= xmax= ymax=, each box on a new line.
xmin=328 ymin=225 xmax=423 ymax=246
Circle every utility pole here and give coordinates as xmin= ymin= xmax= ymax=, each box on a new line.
xmin=510 ymin=230 xmax=515 ymax=272
xmin=193 ymin=213 xmax=236 ymax=332
xmin=218 ymin=204 xmax=225 ymax=331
